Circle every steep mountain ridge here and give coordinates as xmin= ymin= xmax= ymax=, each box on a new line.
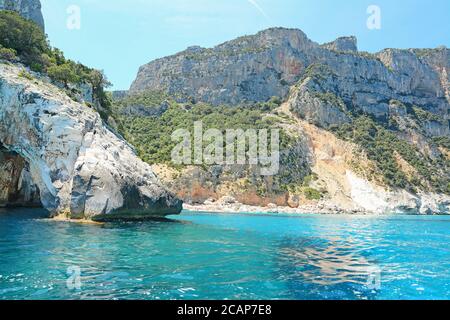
xmin=121 ymin=28 xmax=450 ymax=214
xmin=130 ymin=28 xmax=317 ymax=104
xmin=130 ymin=28 xmax=448 ymax=120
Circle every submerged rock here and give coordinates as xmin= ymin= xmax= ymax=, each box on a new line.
xmin=0 ymin=63 xmax=182 ymax=220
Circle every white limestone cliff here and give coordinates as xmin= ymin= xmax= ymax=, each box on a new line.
xmin=0 ymin=63 xmax=182 ymax=220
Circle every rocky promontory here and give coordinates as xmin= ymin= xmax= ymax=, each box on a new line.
xmin=0 ymin=63 xmax=182 ymax=220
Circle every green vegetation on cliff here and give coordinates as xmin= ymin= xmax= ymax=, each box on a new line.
xmin=0 ymin=10 xmax=46 ymax=66
xmin=113 ymin=92 xmax=316 ymax=203
xmin=433 ymin=136 xmax=450 ymax=149
xmin=411 ymin=105 xmax=441 ymax=123
xmin=0 ymin=11 xmax=112 ymax=121
xmin=334 ymin=116 xmax=449 ymax=194
xmin=114 ymin=92 xmax=286 ymax=164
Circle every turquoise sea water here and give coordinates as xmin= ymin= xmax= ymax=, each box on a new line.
xmin=0 ymin=208 xmax=449 ymax=300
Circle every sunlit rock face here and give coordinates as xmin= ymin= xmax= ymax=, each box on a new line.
xmin=130 ymin=28 xmax=318 ymax=105
xmin=131 ymin=28 xmax=448 ymax=131
xmin=0 ymin=63 xmax=182 ymax=220
xmin=0 ymin=0 xmax=45 ymax=30
xmin=130 ymin=27 xmax=449 ymax=157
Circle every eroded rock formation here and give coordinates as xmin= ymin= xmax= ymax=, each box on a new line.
xmin=0 ymin=63 xmax=182 ymax=220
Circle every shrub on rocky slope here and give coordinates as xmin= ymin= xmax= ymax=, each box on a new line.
xmin=0 ymin=11 xmax=114 ymax=123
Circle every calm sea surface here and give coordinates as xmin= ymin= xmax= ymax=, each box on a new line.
xmin=0 ymin=208 xmax=449 ymax=300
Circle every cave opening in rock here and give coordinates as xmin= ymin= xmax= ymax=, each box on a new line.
xmin=0 ymin=142 xmax=42 ymax=208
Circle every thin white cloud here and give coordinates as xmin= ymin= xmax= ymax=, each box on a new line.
xmin=247 ymin=0 xmax=271 ymax=21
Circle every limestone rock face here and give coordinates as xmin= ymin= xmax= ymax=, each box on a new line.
xmin=0 ymin=63 xmax=182 ymax=219
xmin=322 ymin=36 xmax=358 ymax=52
xmin=288 ymin=70 xmax=351 ymax=128
xmin=0 ymin=0 xmax=44 ymax=30
xmin=130 ymin=28 xmax=317 ymax=105
xmin=282 ymin=47 xmax=448 ymax=133
xmin=127 ymin=27 xmax=449 ymax=214
xmin=131 ymin=28 xmax=448 ymax=132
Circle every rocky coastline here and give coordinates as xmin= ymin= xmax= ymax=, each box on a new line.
xmin=1 ymin=1 xmax=449 ymax=221
xmin=183 ymin=194 xmax=450 ymax=216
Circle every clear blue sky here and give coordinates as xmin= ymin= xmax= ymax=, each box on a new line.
xmin=41 ymin=0 xmax=450 ymax=90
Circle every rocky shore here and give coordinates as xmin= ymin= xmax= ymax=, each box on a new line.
xmin=0 ymin=63 xmax=182 ymax=220
xmin=183 ymin=195 xmax=450 ymax=216
xmin=184 ymin=202 xmax=364 ymax=215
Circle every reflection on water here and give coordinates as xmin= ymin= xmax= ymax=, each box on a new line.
xmin=275 ymin=236 xmax=380 ymax=299
xmin=1 ymin=210 xmax=450 ymax=300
